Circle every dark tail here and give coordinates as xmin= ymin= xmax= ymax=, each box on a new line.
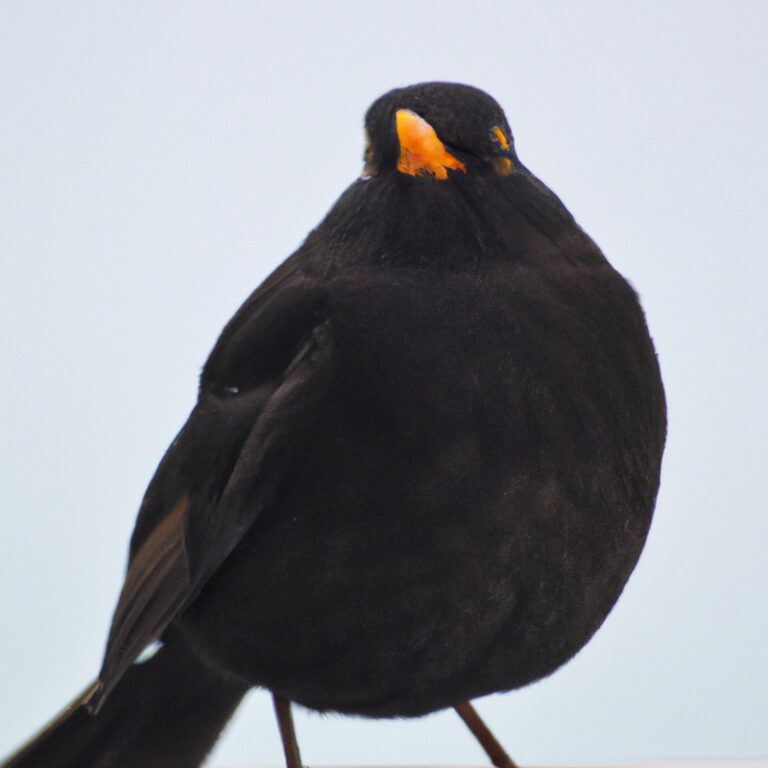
xmin=2 ymin=637 xmax=248 ymax=768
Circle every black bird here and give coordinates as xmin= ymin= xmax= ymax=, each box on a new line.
xmin=3 ymin=82 xmax=666 ymax=768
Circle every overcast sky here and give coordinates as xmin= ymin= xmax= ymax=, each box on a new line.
xmin=1 ymin=2 xmax=766 ymax=766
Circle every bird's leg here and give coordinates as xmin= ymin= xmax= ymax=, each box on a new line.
xmin=272 ymin=692 xmax=304 ymax=768
xmin=454 ymin=701 xmax=519 ymax=768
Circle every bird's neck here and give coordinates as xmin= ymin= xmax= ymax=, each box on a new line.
xmin=303 ymin=171 xmax=602 ymax=273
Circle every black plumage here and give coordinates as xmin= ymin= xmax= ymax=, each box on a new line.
xmin=3 ymin=82 xmax=666 ymax=768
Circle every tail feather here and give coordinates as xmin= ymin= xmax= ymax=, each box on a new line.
xmin=2 ymin=638 xmax=248 ymax=768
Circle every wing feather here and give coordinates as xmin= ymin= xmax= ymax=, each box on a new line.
xmin=87 ymin=496 xmax=191 ymax=712
xmin=85 ymin=313 xmax=333 ymax=712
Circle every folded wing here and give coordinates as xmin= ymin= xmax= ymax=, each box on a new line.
xmin=87 ymin=271 xmax=331 ymax=711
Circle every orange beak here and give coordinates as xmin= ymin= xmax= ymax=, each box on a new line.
xmin=396 ymin=110 xmax=466 ymax=180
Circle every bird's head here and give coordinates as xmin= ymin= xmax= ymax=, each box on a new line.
xmin=363 ymin=82 xmax=517 ymax=180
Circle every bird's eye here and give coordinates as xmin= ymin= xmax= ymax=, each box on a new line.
xmin=361 ymin=131 xmax=376 ymax=178
xmin=492 ymin=126 xmax=510 ymax=151
xmin=491 ymin=126 xmax=513 ymax=176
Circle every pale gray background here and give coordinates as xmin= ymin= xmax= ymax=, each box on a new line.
xmin=1 ymin=1 xmax=766 ymax=765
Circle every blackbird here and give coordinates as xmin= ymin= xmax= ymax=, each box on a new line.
xmin=3 ymin=82 xmax=666 ymax=768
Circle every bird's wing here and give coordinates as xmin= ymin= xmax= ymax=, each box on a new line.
xmin=87 ymin=269 xmax=331 ymax=711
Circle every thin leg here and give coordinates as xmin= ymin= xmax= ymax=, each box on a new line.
xmin=455 ymin=700 xmax=519 ymax=768
xmin=272 ymin=692 xmax=303 ymax=768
